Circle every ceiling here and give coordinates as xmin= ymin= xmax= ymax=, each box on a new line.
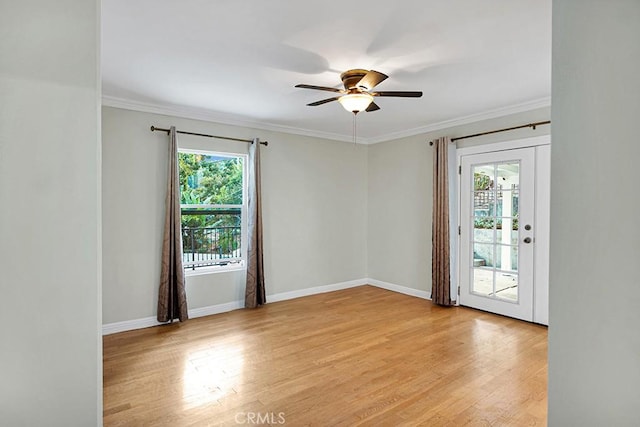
xmin=102 ymin=0 xmax=551 ymax=144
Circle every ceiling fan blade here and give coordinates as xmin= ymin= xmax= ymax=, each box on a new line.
xmin=373 ymin=91 xmax=423 ymax=97
xmin=365 ymin=102 xmax=380 ymax=112
xmin=356 ymin=70 xmax=388 ymax=91
xmin=307 ymin=96 xmax=341 ymax=106
xmin=295 ymin=84 xmax=344 ymax=93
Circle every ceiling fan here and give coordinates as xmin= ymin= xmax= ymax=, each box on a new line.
xmin=295 ymin=69 xmax=422 ymax=114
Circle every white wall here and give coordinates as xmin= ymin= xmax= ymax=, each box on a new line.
xmin=548 ymin=1 xmax=640 ymax=424
xmin=367 ymin=107 xmax=550 ymax=293
xmin=102 ymin=107 xmax=367 ymax=324
xmin=0 ymin=1 xmax=102 ymax=425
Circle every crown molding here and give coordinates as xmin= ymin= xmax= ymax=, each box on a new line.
xmin=101 ymin=95 xmax=357 ymax=143
xmin=102 ymin=95 xmax=550 ymax=145
xmin=365 ymin=97 xmax=552 ymax=144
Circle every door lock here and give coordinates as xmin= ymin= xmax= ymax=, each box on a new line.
xmin=523 ymin=237 xmax=532 ymax=244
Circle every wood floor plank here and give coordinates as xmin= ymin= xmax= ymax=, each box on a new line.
xmin=103 ymin=285 xmax=547 ymax=426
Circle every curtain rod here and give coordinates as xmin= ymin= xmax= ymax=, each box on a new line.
xmin=150 ymin=126 xmax=268 ymax=146
xmin=429 ymin=121 xmax=551 ymax=145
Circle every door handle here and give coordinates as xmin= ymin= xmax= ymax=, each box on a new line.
xmin=523 ymin=237 xmax=532 ymax=244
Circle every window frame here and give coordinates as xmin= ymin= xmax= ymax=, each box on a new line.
xmin=178 ymin=147 xmax=248 ymax=275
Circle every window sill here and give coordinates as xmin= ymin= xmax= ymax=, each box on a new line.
xmin=184 ymin=263 xmax=246 ymax=277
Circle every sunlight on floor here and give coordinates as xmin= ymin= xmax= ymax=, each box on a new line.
xmin=182 ymin=343 xmax=245 ymax=409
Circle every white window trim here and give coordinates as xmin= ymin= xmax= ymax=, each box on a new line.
xmin=178 ymin=148 xmax=248 ymax=276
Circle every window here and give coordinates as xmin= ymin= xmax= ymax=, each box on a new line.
xmin=178 ymin=149 xmax=247 ymax=273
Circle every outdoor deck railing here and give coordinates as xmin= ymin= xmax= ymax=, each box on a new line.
xmin=181 ymin=209 xmax=242 ymax=270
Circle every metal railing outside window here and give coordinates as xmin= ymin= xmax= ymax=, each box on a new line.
xmin=181 ymin=208 xmax=242 ymax=270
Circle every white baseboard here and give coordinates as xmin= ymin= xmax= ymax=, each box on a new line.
xmin=187 ymin=300 xmax=245 ymax=318
xmin=366 ymin=278 xmax=431 ymax=300
xmin=102 ymin=300 xmax=245 ymax=335
xmin=102 ymin=316 xmax=164 ymax=335
xmin=267 ymin=278 xmax=367 ymax=303
xmin=102 ymin=278 xmax=427 ymax=335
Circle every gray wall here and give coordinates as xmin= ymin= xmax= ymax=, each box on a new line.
xmin=102 ymin=107 xmax=367 ymax=324
xmin=548 ymin=1 xmax=640 ymax=425
xmin=367 ymin=107 xmax=550 ymax=293
xmin=0 ymin=1 xmax=102 ymax=425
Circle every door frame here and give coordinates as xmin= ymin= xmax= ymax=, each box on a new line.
xmin=455 ymin=135 xmax=551 ymax=324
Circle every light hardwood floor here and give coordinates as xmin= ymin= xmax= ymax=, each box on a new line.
xmin=103 ymin=285 xmax=547 ymax=426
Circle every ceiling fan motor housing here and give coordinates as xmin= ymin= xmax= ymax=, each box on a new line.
xmin=340 ymin=69 xmax=369 ymax=91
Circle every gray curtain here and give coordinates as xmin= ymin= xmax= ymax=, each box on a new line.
xmin=431 ymin=136 xmax=453 ymax=306
xmin=245 ymin=138 xmax=266 ymax=308
xmin=157 ymin=126 xmax=189 ymax=322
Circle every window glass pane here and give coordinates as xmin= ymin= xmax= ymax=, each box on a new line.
xmin=493 ymin=244 xmax=518 ymax=272
xmin=498 ymin=190 xmax=518 ymax=217
xmin=474 ymin=191 xmax=494 ymax=213
xmin=473 ymin=221 xmax=494 ymax=243
xmin=495 ymin=271 xmax=518 ymax=301
xmin=496 ymin=162 xmax=519 ymax=218
xmin=496 ymin=217 xmax=517 ymax=242
xmin=179 ymin=153 xmax=243 ymax=205
xmin=473 ymin=165 xmax=494 ymax=191
xmin=511 ymin=245 xmax=519 ymax=271
xmin=473 ymin=242 xmax=494 ymax=268
xmin=182 ymin=209 xmax=242 ymax=267
xmin=472 ymin=268 xmax=494 ymax=297
xmin=496 ymin=162 xmax=519 ymax=182
xmin=510 ymin=227 xmax=519 ymax=245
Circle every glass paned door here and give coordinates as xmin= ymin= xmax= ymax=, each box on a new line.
xmin=459 ymin=148 xmax=535 ymax=321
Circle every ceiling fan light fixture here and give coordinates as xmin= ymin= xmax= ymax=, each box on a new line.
xmin=338 ymin=93 xmax=373 ymax=113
